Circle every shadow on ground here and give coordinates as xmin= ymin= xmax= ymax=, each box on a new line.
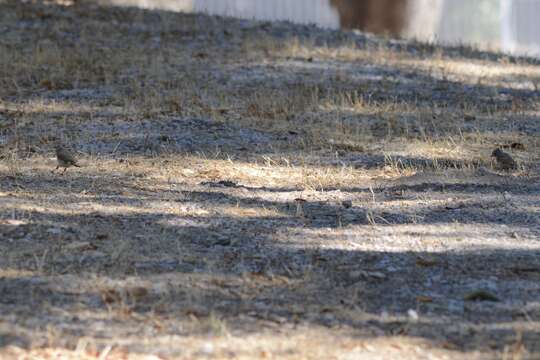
xmin=1 ymin=168 xmax=539 ymax=355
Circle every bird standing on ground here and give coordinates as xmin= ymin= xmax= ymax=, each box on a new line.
xmin=53 ymin=144 xmax=81 ymax=174
xmin=491 ymin=148 xmax=517 ymax=171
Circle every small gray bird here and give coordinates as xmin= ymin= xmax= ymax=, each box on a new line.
xmin=491 ymin=148 xmax=517 ymax=171
xmin=53 ymin=144 xmax=81 ymax=174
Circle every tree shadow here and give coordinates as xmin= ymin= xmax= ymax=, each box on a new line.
xmin=1 ymin=168 xmax=540 ymax=354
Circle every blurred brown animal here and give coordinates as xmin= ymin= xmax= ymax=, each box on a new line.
xmin=330 ymin=0 xmax=408 ymax=35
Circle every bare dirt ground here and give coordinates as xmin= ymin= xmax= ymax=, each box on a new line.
xmin=1 ymin=0 xmax=539 ymax=359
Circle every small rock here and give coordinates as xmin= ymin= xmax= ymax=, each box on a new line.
xmin=200 ymin=343 xmax=214 ymax=355
xmin=202 ymin=180 xmax=238 ymax=188
xmin=510 ymin=142 xmax=525 ymax=151
xmin=101 ymin=289 xmax=121 ymax=304
xmin=416 ymin=256 xmax=438 ymax=267
xmin=64 ymin=241 xmax=97 ymax=251
xmin=127 ymin=286 xmax=149 ymax=299
xmin=464 ymin=290 xmax=500 ymax=302
xmin=217 ymin=180 xmax=238 ymax=187
xmin=213 ymin=237 xmax=232 ymax=246
xmin=349 ymin=270 xmax=386 ymax=281
xmin=407 ymin=309 xmax=419 ymax=322
xmin=368 ymin=271 xmax=386 ymax=280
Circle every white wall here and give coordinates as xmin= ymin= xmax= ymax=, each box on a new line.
xmin=106 ymin=0 xmax=195 ymax=12
xmin=101 ymin=0 xmax=540 ymax=57
xmin=404 ymin=0 xmax=444 ymax=42
xmin=501 ymin=0 xmax=540 ymax=56
xmin=194 ymin=0 xmax=339 ymax=28
xmin=104 ymin=0 xmax=339 ymax=28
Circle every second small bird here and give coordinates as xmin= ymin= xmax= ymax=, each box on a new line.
xmin=53 ymin=144 xmax=81 ymax=174
xmin=491 ymin=148 xmax=517 ymax=171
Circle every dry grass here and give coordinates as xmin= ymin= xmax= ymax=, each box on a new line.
xmin=1 ymin=0 xmax=540 ymax=359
